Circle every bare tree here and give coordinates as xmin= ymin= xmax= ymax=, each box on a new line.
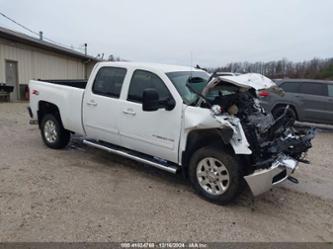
xmin=211 ymin=57 xmax=333 ymax=80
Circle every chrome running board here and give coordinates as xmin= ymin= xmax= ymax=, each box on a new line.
xmin=83 ymin=140 xmax=178 ymax=174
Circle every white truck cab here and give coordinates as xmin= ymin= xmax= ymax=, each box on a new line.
xmin=28 ymin=62 xmax=315 ymax=204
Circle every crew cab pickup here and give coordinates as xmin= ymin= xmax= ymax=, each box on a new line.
xmin=28 ymin=62 xmax=315 ymax=204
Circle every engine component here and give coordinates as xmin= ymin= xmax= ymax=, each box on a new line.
xmin=227 ymin=104 xmax=239 ymax=115
xmin=206 ymin=85 xmax=315 ymax=170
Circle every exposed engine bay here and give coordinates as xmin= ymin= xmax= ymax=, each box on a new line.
xmin=199 ymin=74 xmax=316 ymax=170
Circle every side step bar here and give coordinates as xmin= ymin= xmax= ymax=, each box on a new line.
xmin=83 ymin=140 xmax=179 ymax=174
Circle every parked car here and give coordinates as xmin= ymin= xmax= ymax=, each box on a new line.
xmin=28 ymin=62 xmax=315 ymax=204
xmin=260 ymin=79 xmax=333 ymax=125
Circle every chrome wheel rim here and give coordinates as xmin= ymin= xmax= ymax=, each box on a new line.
xmin=196 ymin=157 xmax=230 ymax=196
xmin=44 ymin=120 xmax=58 ymax=143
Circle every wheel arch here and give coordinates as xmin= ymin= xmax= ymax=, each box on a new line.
xmin=181 ymin=128 xmax=234 ymax=177
xmin=38 ymin=101 xmax=64 ymax=128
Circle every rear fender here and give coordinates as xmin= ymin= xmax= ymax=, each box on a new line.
xmin=38 ymin=101 xmax=64 ymax=128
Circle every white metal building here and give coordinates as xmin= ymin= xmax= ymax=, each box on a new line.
xmin=0 ymin=26 xmax=98 ymax=100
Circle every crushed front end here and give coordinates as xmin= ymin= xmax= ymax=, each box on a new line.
xmin=239 ymin=100 xmax=316 ymax=195
xmin=202 ymin=74 xmax=316 ymax=196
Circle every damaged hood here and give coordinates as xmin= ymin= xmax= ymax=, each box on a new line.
xmin=209 ymin=73 xmax=276 ymax=91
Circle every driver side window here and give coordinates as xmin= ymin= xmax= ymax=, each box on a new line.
xmin=128 ymin=70 xmax=171 ymax=103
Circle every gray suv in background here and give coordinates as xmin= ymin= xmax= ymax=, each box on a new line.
xmin=260 ymin=79 xmax=333 ymax=125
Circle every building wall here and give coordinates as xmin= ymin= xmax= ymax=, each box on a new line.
xmin=0 ymin=37 xmax=96 ymax=100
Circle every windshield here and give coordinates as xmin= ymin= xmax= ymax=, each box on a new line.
xmin=166 ymin=71 xmax=210 ymax=105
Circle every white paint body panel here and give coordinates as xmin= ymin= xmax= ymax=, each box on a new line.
xmin=82 ymin=64 xmax=125 ymax=145
xmin=179 ymin=106 xmax=252 ymax=163
xmin=82 ymin=92 xmax=123 ymax=145
xmin=29 ymin=80 xmax=85 ymax=135
xmin=113 ymin=65 xmax=184 ymax=163
xmin=29 ymin=62 xmax=255 ymax=166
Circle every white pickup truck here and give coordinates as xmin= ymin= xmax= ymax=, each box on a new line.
xmin=28 ymin=62 xmax=315 ymax=204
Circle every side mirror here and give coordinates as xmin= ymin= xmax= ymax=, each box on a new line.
xmin=163 ymin=97 xmax=176 ymax=111
xmin=142 ymin=89 xmax=160 ymax=112
xmin=142 ymin=88 xmax=176 ymax=112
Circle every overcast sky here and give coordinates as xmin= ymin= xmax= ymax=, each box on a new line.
xmin=0 ymin=0 xmax=332 ymax=67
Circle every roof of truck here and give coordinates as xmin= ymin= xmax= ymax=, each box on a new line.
xmin=97 ymin=61 xmax=203 ymax=73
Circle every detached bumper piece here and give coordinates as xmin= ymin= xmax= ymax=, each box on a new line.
xmin=244 ymin=154 xmax=298 ymax=196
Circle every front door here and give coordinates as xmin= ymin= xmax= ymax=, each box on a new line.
xmin=83 ymin=66 xmax=127 ymax=145
xmin=5 ymin=61 xmax=19 ymax=101
xmin=118 ymin=69 xmax=182 ymax=163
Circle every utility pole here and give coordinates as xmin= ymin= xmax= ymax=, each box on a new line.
xmin=83 ymin=43 xmax=88 ymax=80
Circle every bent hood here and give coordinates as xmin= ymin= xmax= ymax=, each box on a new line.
xmin=208 ymin=73 xmax=276 ymax=91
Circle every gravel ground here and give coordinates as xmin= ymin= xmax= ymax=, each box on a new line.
xmin=0 ymin=102 xmax=333 ymax=242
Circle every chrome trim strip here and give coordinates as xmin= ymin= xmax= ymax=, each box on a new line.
xmin=83 ymin=140 xmax=178 ymax=174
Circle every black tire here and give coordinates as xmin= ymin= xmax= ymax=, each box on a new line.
xmin=188 ymin=145 xmax=243 ymax=205
xmin=272 ymin=105 xmax=297 ymax=122
xmin=40 ymin=114 xmax=71 ymax=149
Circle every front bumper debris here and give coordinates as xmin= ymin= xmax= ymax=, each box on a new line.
xmin=244 ymin=154 xmax=298 ymax=196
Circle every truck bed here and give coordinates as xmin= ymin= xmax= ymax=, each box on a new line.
xmin=37 ymin=79 xmax=88 ymax=89
xmin=29 ymin=79 xmax=86 ymax=136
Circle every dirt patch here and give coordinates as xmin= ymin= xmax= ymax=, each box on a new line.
xmin=0 ymin=103 xmax=332 ymax=242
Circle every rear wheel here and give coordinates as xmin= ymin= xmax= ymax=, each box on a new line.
xmin=188 ymin=146 xmax=243 ymax=205
xmin=41 ymin=114 xmax=70 ymax=149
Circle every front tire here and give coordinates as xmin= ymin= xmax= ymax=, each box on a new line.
xmin=41 ymin=114 xmax=70 ymax=149
xmin=188 ymin=146 xmax=243 ymax=205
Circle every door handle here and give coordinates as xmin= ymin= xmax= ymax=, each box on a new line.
xmin=86 ymin=101 xmax=98 ymax=107
xmin=123 ymin=110 xmax=136 ymax=116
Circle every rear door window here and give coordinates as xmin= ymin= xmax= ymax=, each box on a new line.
xmin=92 ymin=67 xmax=127 ymax=98
xmin=300 ymin=83 xmax=328 ymax=96
xmin=280 ymin=82 xmax=301 ymax=93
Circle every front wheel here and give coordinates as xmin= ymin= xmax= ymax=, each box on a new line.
xmin=188 ymin=146 xmax=243 ymax=205
xmin=41 ymin=114 xmax=71 ymax=149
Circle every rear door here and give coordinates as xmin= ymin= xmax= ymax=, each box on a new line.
xmin=298 ymin=82 xmax=332 ymax=123
xmin=83 ymin=66 xmax=127 ymax=144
